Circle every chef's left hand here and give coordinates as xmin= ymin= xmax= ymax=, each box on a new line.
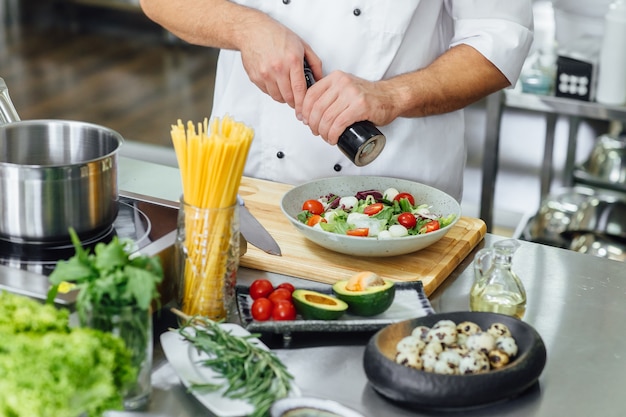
xmin=300 ymin=71 xmax=395 ymax=145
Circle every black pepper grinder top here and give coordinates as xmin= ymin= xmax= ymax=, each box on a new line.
xmin=303 ymin=61 xmax=386 ymax=166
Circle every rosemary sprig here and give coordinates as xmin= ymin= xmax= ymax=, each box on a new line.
xmin=172 ymin=309 xmax=294 ymax=417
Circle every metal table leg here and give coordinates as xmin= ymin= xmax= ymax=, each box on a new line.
xmin=480 ymin=91 xmax=505 ymax=232
xmin=563 ymin=116 xmax=581 ymax=187
xmin=540 ymin=113 xmax=558 ymax=200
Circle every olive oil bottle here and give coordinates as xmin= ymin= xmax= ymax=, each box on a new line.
xmin=470 ymin=239 xmax=526 ymax=319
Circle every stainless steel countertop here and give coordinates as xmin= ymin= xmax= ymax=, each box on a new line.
xmin=120 ymin=157 xmax=626 ymax=416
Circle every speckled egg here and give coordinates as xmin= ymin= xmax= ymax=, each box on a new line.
xmin=466 ymin=332 xmax=496 ymax=354
xmin=456 ymin=321 xmax=482 ymax=336
xmin=421 ymin=351 xmax=439 ymax=373
xmin=459 ymin=351 xmax=490 ymax=374
xmin=433 ymin=359 xmax=457 ymax=375
xmin=423 ymin=340 xmax=443 ymax=355
xmin=495 ymin=336 xmax=519 ymax=357
xmin=488 ymin=349 xmax=510 ymax=369
xmin=488 ymin=323 xmax=512 ymax=339
xmin=438 ymin=350 xmax=462 ymax=368
xmin=432 ymin=319 xmax=457 ymax=330
xmin=427 ymin=325 xmax=458 ymax=346
xmin=411 ymin=325 xmax=431 ymax=341
xmin=396 ymin=335 xmax=425 ymax=355
xmin=395 ymin=351 xmax=423 ymax=369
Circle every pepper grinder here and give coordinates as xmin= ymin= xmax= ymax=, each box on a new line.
xmin=303 ymin=61 xmax=385 ymax=166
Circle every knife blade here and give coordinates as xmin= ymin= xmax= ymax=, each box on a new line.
xmin=237 ymin=195 xmax=282 ymax=256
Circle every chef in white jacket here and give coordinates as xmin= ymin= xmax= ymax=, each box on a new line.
xmin=140 ymin=0 xmax=534 ymax=202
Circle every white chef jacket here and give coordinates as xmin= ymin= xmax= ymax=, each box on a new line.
xmin=211 ymin=0 xmax=534 ymax=201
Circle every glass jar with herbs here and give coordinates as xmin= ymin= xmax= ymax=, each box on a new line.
xmin=48 ymin=228 xmax=164 ymax=411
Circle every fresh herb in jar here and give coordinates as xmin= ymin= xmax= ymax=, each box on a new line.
xmin=174 ymin=309 xmax=294 ymax=417
xmin=47 ymin=228 xmax=163 ymax=371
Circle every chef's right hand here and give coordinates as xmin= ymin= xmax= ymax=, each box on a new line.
xmin=237 ymin=15 xmax=322 ymax=116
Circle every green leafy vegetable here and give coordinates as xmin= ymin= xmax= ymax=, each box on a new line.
xmin=46 ymin=227 xmax=164 ymax=392
xmin=0 ymin=291 xmax=136 ymax=417
xmin=175 ymin=311 xmax=294 ymax=417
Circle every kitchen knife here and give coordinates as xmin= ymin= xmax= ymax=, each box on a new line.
xmin=237 ymin=195 xmax=282 ymax=256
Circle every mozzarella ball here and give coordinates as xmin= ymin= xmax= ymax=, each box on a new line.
xmin=383 ymin=188 xmax=399 ymax=201
xmin=459 ymin=351 xmax=490 ymax=374
xmin=377 ymin=230 xmax=392 ymax=240
xmin=456 ymin=321 xmax=482 ymax=336
xmin=466 ymin=332 xmax=496 ymax=354
xmin=427 ymin=325 xmax=458 ymax=347
xmin=339 ymin=196 xmax=358 ymax=210
xmin=388 ymin=224 xmax=409 ymax=237
xmin=495 ymin=336 xmax=518 ymax=357
xmin=488 ymin=323 xmax=512 ymax=339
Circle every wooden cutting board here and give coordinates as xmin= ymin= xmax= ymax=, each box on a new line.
xmin=238 ymin=177 xmax=486 ymax=296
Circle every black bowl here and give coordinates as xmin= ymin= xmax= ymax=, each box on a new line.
xmin=363 ymin=312 xmax=547 ymax=410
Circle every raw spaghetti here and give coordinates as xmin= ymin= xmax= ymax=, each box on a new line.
xmin=171 ymin=116 xmax=254 ymax=319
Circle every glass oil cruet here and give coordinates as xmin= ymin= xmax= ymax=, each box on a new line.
xmin=470 ymin=239 xmax=527 ymax=319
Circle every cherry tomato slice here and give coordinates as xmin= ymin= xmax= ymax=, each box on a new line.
xmin=302 ymin=199 xmax=324 ymax=215
xmin=307 ymin=214 xmax=327 ymax=227
xmin=347 ymin=227 xmax=369 ymax=237
xmin=422 ymin=220 xmax=441 ymax=233
xmin=394 ymin=192 xmax=415 ymax=206
xmin=397 ymin=212 xmax=417 ymax=229
xmin=276 ymin=282 xmax=296 ymax=294
xmin=249 ymin=279 xmax=274 ymax=300
xmin=363 ymin=203 xmax=384 ymax=216
xmin=268 ymin=288 xmax=293 ymax=304
xmin=272 ymin=299 xmax=297 ymax=321
xmin=251 ymin=297 xmax=273 ymax=321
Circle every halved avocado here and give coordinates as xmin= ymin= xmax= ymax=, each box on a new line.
xmin=292 ymin=289 xmax=348 ymax=320
xmin=332 ymin=278 xmax=396 ymax=317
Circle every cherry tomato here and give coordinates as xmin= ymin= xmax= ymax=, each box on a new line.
xmin=276 ymin=282 xmax=296 ymax=294
xmin=422 ymin=220 xmax=441 ymax=233
xmin=250 ymin=297 xmax=273 ymax=321
xmin=302 ymin=199 xmax=324 ymax=215
xmin=307 ymin=214 xmax=327 ymax=227
xmin=268 ymin=288 xmax=293 ymax=304
xmin=394 ymin=192 xmax=415 ymax=206
xmin=272 ymin=299 xmax=297 ymax=321
xmin=346 ymin=227 xmax=369 ymax=237
xmin=363 ymin=203 xmax=384 ymax=216
xmin=397 ymin=212 xmax=417 ymax=229
xmin=249 ymin=279 xmax=274 ymax=300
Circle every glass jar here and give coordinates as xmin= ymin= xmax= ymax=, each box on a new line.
xmin=81 ymin=305 xmax=153 ymax=410
xmin=175 ymin=199 xmax=240 ymax=321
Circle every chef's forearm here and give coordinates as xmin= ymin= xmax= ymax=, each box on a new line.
xmin=383 ymin=44 xmax=510 ymax=119
xmin=139 ymin=0 xmax=271 ymax=52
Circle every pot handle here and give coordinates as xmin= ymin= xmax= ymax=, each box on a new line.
xmin=0 ymin=77 xmax=21 ymax=125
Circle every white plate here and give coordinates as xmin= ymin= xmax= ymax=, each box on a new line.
xmin=160 ymin=324 xmax=299 ymax=417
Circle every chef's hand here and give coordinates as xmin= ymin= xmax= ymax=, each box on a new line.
xmin=237 ymin=17 xmax=322 ymax=116
xmin=300 ymin=71 xmax=395 ymax=145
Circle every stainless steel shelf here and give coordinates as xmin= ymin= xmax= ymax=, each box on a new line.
xmin=480 ymin=89 xmax=626 ymax=231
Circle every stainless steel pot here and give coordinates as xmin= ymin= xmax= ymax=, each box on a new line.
xmin=0 ymin=77 xmax=123 ymax=243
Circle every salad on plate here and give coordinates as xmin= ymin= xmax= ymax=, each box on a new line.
xmin=296 ymin=187 xmax=457 ymax=239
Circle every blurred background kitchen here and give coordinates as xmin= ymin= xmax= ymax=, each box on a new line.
xmin=1 ymin=0 xmax=625 ymax=258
